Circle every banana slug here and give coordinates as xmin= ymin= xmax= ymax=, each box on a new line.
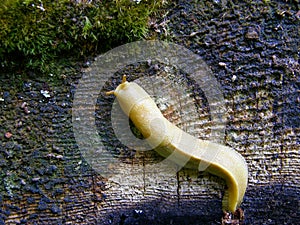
xmin=106 ymin=75 xmax=248 ymax=212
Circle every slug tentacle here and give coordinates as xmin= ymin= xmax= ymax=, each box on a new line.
xmin=121 ymin=74 xmax=127 ymax=83
xmin=105 ymin=75 xmax=128 ymax=96
xmin=108 ymin=77 xmax=248 ymax=212
xmin=105 ymin=90 xmax=115 ymax=95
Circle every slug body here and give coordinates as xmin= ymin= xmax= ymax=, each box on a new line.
xmin=107 ymin=76 xmax=248 ymax=212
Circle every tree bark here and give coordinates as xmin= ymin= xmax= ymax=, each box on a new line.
xmin=1 ymin=1 xmax=299 ymax=224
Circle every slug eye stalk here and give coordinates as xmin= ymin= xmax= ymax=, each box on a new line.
xmin=106 ymin=75 xmax=128 ymax=96
xmin=107 ymin=76 xmax=248 ymax=213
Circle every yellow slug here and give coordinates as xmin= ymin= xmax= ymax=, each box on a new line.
xmin=106 ymin=75 xmax=248 ymax=212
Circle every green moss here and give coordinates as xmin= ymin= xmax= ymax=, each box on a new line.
xmin=0 ymin=0 xmax=167 ymax=75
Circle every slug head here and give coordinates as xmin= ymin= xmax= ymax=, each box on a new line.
xmin=106 ymin=75 xmax=151 ymax=116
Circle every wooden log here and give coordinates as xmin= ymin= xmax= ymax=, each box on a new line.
xmin=0 ymin=0 xmax=299 ymax=224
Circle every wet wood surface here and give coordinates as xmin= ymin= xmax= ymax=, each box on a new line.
xmin=0 ymin=0 xmax=299 ymax=224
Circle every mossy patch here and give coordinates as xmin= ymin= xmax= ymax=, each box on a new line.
xmin=0 ymin=0 xmax=167 ymax=76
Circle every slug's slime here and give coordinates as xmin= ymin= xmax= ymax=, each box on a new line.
xmin=106 ymin=75 xmax=248 ymax=212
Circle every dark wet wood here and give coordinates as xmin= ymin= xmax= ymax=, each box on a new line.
xmin=0 ymin=0 xmax=299 ymax=224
